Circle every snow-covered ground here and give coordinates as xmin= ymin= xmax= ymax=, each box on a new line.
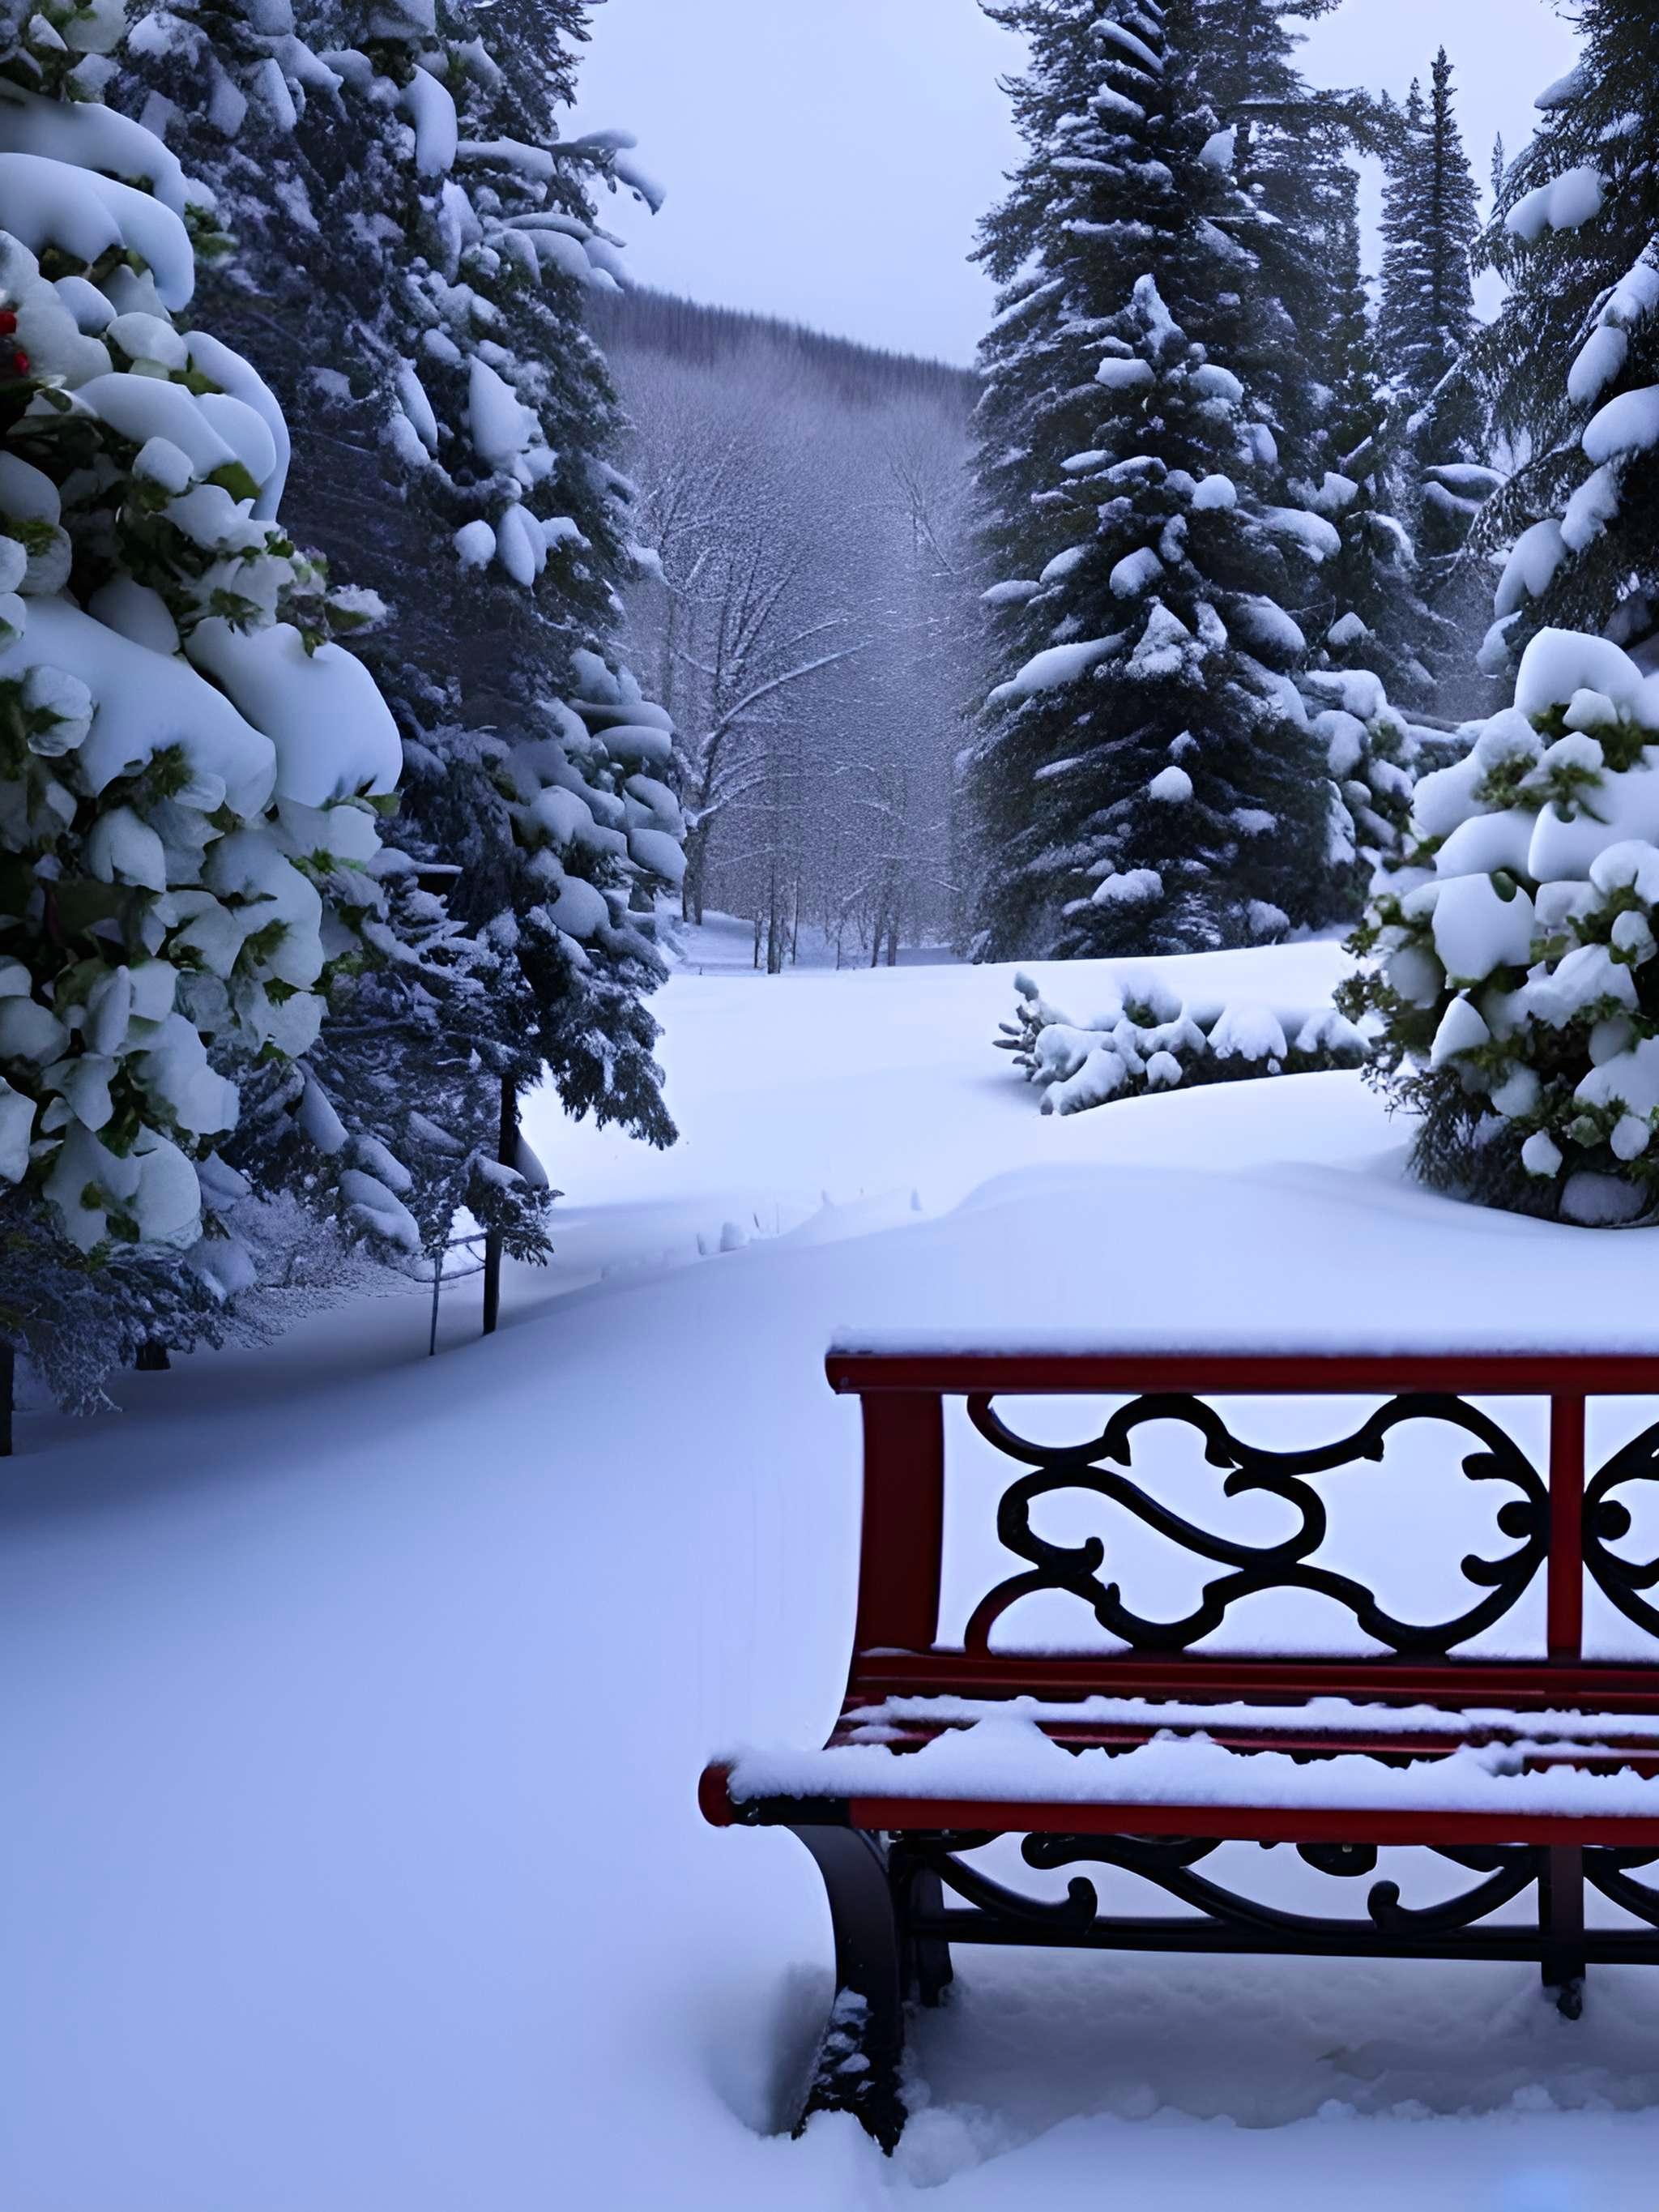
xmin=6 ymin=942 xmax=1659 ymax=2210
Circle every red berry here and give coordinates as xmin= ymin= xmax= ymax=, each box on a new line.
xmin=0 ymin=311 xmax=15 ymax=335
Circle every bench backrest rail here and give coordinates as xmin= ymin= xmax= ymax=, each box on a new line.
xmin=826 ymin=1350 xmax=1659 ymax=1710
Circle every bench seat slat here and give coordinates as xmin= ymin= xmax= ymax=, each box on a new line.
xmin=701 ymin=1758 xmax=1659 ymax=1848
xmin=841 ymin=1725 xmax=1659 ymax=1770
xmin=836 ymin=1796 xmax=1659 ymax=1851
xmin=846 ymin=1655 xmax=1659 ymax=1710
xmin=834 ymin=1690 xmax=1659 ymax=1751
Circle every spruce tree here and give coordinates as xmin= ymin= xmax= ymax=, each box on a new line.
xmin=968 ymin=0 xmax=1335 ymax=961
xmin=1183 ymin=2 xmax=1422 ymax=893
xmin=113 ymin=0 xmax=684 ymax=1252
xmin=1186 ymin=0 xmax=1368 ymax=488
xmin=1413 ymin=54 xmax=1489 ymax=591
xmin=1474 ymin=2 xmax=1659 ymax=668
xmin=1379 ymin=82 xmax=1431 ymax=406
xmin=1377 ymin=52 xmax=1493 ymax=698
xmin=1310 ymin=169 xmax=1431 ymax=707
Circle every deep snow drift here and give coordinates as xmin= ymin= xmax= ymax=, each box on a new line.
xmin=6 ymin=942 xmax=1659 ymax=2210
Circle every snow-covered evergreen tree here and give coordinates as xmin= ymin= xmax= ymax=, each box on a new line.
xmin=1377 ymin=52 xmax=1495 ymax=697
xmin=1378 ymin=82 xmax=1432 ymax=412
xmin=113 ymin=0 xmax=684 ymax=1237
xmin=1187 ymin=0 xmax=1375 ymax=489
xmin=1309 ymin=172 xmax=1431 ymax=709
xmin=0 ymin=0 xmax=429 ymax=1396
xmin=967 ymin=0 xmax=1337 ymax=960
xmin=1474 ymin=3 xmax=1659 ymax=673
xmin=1176 ymin=7 xmax=1424 ymax=903
xmin=1344 ymin=626 xmax=1659 ymax=1225
xmin=1287 ymin=172 xmax=1427 ymax=910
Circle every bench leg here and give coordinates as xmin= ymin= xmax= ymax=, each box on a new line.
xmin=901 ymin=1855 xmax=954 ymax=2010
xmin=788 ymin=1826 xmax=908 ymax=2152
xmin=1540 ymin=1845 xmax=1585 ymax=2018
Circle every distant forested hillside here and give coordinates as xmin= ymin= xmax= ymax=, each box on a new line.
xmin=597 ymin=291 xmax=980 ymax=966
xmin=591 ymin=288 xmax=976 ymax=411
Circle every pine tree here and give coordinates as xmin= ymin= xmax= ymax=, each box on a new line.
xmin=0 ymin=0 xmax=435 ymax=1399
xmin=967 ymin=0 xmax=1335 ymax=961
xmin=1182 ymin=2 xmax=1423 ymax=895
xmin=1414 ymin=55 xmax=1489 ymax=587
xmin=1308 ymin=170 xmax=1431 ymax=706
xmin=1473 ymin=3 xmax=1659 ymax=669
xmin=1376 ymin=52 xmax=1494 ymax=698
xmin=1292 ymin=173 xmax=1425 ymax=909
xmin=1185 ymin=0 xmax=1370 ymax=488
xmin=113 ymin=0 xmax=684 ymax=1254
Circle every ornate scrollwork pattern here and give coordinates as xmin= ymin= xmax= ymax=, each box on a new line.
xmin=896 ymin=1832 xmax=1546 ymax=1949
xmin=1584 ymin=1419 xmax=1659 ymax=1640
xmin=1584 ymin=1846 xmax=1659 ymax=1926
xmin=961 ymin=1392 xmax=1549 ymax=1655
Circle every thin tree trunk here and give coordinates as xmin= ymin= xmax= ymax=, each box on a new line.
xmin=482 ymin=1074 xmax=517 ymax=1337
xmin=682 ymin=824 xmax=710 ymax=927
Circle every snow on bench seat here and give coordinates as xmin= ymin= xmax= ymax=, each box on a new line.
xmin=716 ymin=1713 xmax=1659 ymax=1838
xmin=834 ymin=1689 xmax=1659 ymax=1751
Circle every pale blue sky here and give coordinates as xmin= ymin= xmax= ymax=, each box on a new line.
xmin=575 ymin=0 xmax=1581 ymax=365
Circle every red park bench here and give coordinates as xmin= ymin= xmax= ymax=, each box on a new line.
xmin=700 ymin=1346 xmax=1659 ymax=2150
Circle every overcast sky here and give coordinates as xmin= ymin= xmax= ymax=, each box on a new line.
xmin=574 ymin=0 xmax=1582 ymax=366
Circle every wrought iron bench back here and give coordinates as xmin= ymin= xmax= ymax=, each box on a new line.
xmin=826 ymin=1351 xmax=1659 ymax=1715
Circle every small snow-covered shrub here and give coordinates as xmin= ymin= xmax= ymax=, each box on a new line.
xmin=998 ymin=968 xmax=1368 ymax=1117
xmin=1343 ymin=626 xmax=1659 ymax=1223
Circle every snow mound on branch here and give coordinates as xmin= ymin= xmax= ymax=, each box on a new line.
xmin=990 ymin=637 xmax=1115 ymax=702
xmin=0 ymin=149 xmax=194 ymax=309
xmin=1507 ymin=164 xmax=1605 ymax=244
xmin=186 ymin=621 xmax=402 ymax=805
xmin=1582 ymin=386 xmax=1659 ymax=466
xmin=0 ymin=597 xmax=275 ymax=810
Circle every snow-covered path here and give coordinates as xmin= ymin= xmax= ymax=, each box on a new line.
xmin=7 ymin=946 xmax=1659 ymax=2209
